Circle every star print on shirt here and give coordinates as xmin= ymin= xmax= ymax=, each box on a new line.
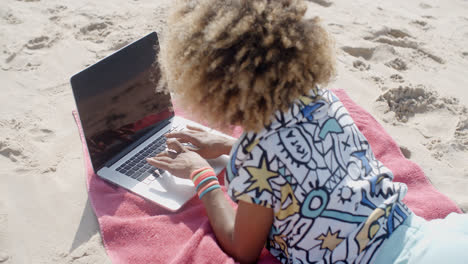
xmin=244 ymin=153 xmax=279 ymax=195
xmin=316 ymin=228 xmax=345 ymax=251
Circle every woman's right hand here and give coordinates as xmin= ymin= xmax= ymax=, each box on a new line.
xmin=165 ymin=125 xmax=236 ymax=159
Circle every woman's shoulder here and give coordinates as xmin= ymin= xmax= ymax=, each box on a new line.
xmin=229 ymin=88 xmax=361 ymax=171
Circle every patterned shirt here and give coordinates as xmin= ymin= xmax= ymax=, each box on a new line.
xmin=225 ymin=88 xmax=411 ymax=263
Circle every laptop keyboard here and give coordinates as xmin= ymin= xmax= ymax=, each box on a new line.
xmin=116 ymin=125 xmax=181 ymax=183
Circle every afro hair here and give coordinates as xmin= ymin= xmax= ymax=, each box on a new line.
xmin=158 ymin=0 xmax=336 ymax=131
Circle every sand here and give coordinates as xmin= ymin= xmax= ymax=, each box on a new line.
xmin=1 ymin=0 xmax=467 ymax=263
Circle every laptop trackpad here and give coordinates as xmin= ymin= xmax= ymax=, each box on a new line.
xmin=148 ymin=154 xmax=229 ymax=194
xmin=148 ymin=175 xmax=193 ymax=195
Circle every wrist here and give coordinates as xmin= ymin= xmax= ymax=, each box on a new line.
xmin=190 ymin=167 xmax=221 ymax=199
xmin=199 ymin=187 xmax=222 ymax=201
xmin=188 ymin=159 xmax=212 ymax=176
xmin=198 ymin=181 xmax=221 ymax=199
xmin=220 ymin=138 xmax=236 ymax=155
xmin=190 ymin=166 xmax=213 ymax=180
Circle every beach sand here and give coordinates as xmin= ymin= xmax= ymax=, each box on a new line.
xmin=1 ymin=0 xmax=467 ymax=262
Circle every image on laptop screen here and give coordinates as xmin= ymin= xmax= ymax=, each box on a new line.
xmin=71 ymin=32 xmax=174 ymax=170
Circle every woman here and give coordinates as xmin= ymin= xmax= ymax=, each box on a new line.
xmin=147 ymin=0 xmax=468 ymax=263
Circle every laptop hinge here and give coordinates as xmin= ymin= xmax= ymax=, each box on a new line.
xmin=103 ymin=117 xmax=173 ymax=168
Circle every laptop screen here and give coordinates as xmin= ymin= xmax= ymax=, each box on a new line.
xmin=71 ymin=32 xmax=174 ymax=170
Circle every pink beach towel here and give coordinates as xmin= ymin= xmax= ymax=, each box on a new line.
xmin=73 ymin=89 xmax=461 ymax=264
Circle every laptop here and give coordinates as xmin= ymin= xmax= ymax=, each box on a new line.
xmin=70 ymin=32 xmax=230 ymax=211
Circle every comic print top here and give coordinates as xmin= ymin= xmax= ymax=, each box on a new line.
xmin=225 ymin=88 xmax=412 ymax=264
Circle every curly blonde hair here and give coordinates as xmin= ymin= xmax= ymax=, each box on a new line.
xmin=158 ymin=0 xmax=336 ymax=132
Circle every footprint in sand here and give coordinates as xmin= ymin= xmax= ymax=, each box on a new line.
xmin=1 ymin=10 xmax=23 ymax=25
xmin=25 ymin=36 xmax=53 ymax=50
xmin=364 ymin=27 xmax=418 ymax=49
xmin=306 ymin=0 xmax=332 ymax=7
xmin=0 ymin=140 xmax=24 ymax=163
xmin=29 ymin=127 xmax=54 ymax=143
xmin=46 ymin=5 xmax=67 ymax=22
xmin=0 ymin=119 xmax=25 ymax=131
xmin=76 ymin=20 xmax=113 ymax=43
xmin=370 ymin=76 xmax=385 ymax=88
xmin=365 ymin=27 xmax=445 ymax=64
xmin=385 ymin=58 xmax=408 ymax=71
xmin=425 ymin=115 xmax=468 ymax=158
xmin=419 ymin=3 xmax=432 ymax=9
xmin=411 ymin=20 xmax=427 ymax=27
xmin=352 ymin=60 xmax=370 ymax=71
xmin=4 ymin=41 xmax=45 ymax=71
xmin=47 ymin=5 xmax=67 ymax=14
xmin=341 ymin=45 xmax=396 ymax=62
xmin=390 ymin=74 xmax=405 ymax=83
xmin=364 ymin=27 xmax=413 ymax=40
xmin=410 ymin=19 xmax=431 ymax=30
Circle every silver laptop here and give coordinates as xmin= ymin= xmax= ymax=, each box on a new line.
xmin=70 ymin=32 xmax=230 ymax=211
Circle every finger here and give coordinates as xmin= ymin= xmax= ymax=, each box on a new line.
xmin=155 ymin=149 xmax=179 ymax=159
xmin=186 ymin=124 xmax=205 ymax=132
xmin=167 ymin=149 xmax=179 ymax=159
xmin=146 ymin=158 xmax=170 ymax=170
xmin=166 ymin=138 xmax=185 ymax=153
xmin=186 ymin=146 xmax=200 ymax=153
xmin=177 ymin=138 xmax=203 ymax=150
xmin=165 ymin=131 xmax=195 ymax=142
xmin=175 ymin=137 xmax=191 ymax=144
xmin=155 ymin=150 xmax=170 ymax=158
xmin=154 ymin=157 xmax=174 ymax=163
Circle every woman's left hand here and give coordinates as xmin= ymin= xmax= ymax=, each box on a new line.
xmin=146 ymin=138 xmax=211 ymax=179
